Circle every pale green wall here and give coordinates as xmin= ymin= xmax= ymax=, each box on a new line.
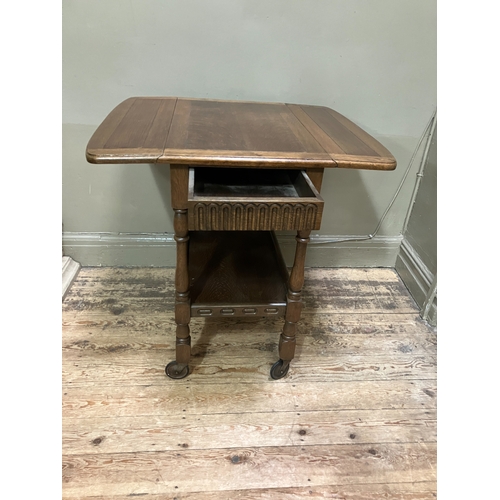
xmin=405 ymin=130 xmax=437 ymax=276
xmin=62 ymin=0 xmax=436 ymax=266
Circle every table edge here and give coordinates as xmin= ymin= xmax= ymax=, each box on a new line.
xmin=85 ymin=97 xmax=397 ymax=171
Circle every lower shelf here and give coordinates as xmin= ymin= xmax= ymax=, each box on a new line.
xmin=188 ymin=231 xmax=289 ymax=318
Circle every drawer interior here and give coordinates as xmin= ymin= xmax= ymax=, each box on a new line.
xmin=190 ymin=168 xmax=320 ymax=199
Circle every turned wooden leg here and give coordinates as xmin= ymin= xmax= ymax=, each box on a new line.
xmin=271 ymin=229 xmax=310 ymax=380
xmin=165 ymin=209 xmax=191 ymax=379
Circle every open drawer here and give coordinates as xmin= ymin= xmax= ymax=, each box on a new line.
xmin=187 ymin=167 xmax=324 ymax=231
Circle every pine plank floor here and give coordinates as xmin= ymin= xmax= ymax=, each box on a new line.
xmin=62 ymin=267 xmax=437 ymax=499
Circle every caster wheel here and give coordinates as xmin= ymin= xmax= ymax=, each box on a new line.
xmin=165 ymin=361 xmax=189 ymax=380
xmin=270 ymin=359 xmax=290 ymax=380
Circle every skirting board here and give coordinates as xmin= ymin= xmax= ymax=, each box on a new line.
xmin=395 ymin=238 xmax=437 ymax=326
xmin=62 ymin=232 xmax=403 ymax=268
xmin=62 ymin=256 xmax=81 ymax=300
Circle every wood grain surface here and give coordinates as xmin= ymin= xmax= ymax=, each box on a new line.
xmin=62 ymin=267 xmax=436 ymax=498
xmin=63 ymin=443 xmax=435 ymax=496
xmin=188 ymin=231 xmax=289 ymax=310
xmin=62 ymin=482 xmax=436 ymax=500
xmin=187 ymin=168 xmax=324 ymax=231
xmin=86 ymin=97 xmax=396 ymax=170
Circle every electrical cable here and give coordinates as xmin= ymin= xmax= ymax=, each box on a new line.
xmin=309 ymin=109 xmax=437 ymax=245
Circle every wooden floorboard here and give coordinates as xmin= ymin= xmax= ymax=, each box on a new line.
xmin=62 ymin=267 xmax=437 ymax=499
xmin=65 ymin=482 xmax=437 ymax=500
xmin=63 ymin=408 xmax=436 ymax=455
xmin=63 ymin=443 xmax=436 ymax=496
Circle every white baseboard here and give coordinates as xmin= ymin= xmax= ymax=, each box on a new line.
xmin=63 ymin=233 xmax=177 ymax=267
xmin=62 ymin=232 xmax=403 ymax=268
xmin=395 ymin=238 xmax=437 ymax=325
xmin=62 ymin=256 xmax=81 ymax=300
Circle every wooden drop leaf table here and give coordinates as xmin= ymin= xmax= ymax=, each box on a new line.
xmin=86 ymin=97 xmax=396 ymax=380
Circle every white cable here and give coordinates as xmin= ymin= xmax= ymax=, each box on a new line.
xmin=310 ymin=109 xmax=437 ymax=245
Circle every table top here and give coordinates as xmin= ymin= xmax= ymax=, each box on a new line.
xmin=86 ymin=97 xmax=396 ymax=170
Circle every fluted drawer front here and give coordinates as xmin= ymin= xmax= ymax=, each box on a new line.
xmin=187 ymin=167 xmax=324 ymax=231
xmin=190 ymin=201 xmax=321 ymax=231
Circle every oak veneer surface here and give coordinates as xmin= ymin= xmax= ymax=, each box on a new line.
xmin=62 ymin=267 xmax=436 ymax=499
xmin=86 ymin=97 xmax=396 ymax=170
xmin=188 ymin=231 xmax=288 ymax=309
